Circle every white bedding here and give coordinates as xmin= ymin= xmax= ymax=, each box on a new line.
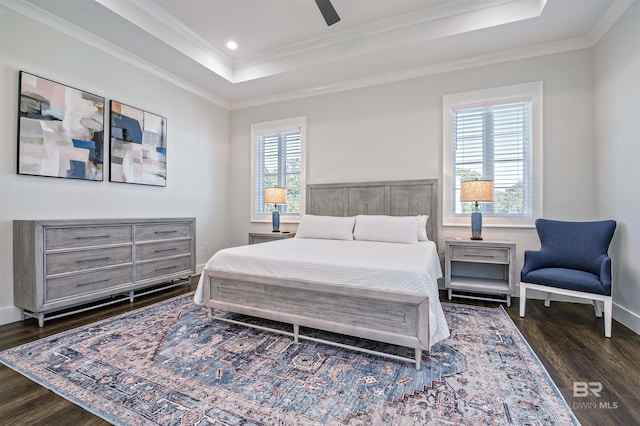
xmin=195 ymin=238 xmax=450 ymax=347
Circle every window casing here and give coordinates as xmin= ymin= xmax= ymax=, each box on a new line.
xmin=443 ymin=82 xmax=543 ymax=228
xmin=251 ymin=117 xmax=306 ymax=223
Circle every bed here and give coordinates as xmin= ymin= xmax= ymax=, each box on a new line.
xmin=194 ymin=179 xmax=449 ymax=370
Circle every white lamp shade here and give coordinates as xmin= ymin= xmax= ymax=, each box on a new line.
xmin=264 ymin=187 xmax=286 ymax=204
xmin=460 ymin=180 xmax=493 ymax=203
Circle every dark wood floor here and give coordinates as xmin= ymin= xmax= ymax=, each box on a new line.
xmin=1 ymin=279 xmax=638 ymax=425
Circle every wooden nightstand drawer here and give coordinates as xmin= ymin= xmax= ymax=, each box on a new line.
xmin=450 ymin=245 xmax=509 ymax=263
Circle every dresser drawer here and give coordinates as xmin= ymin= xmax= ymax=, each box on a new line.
xmin=135 ymin=256 xmax=192 ymax=281
xmin=45 ymin=225 xmax=132 ymax=250
xmin=135 ymin=239 xmax=192 ymax=262
xmin=135 ymin=222 xmax=192 ymax=242
xmin=450 ymin=245 xmax=509 ymax=263
xmin=45 ymin=246 xmax=133 ymax=276
xmin=46 ymin=266 xmax=133 ymax=301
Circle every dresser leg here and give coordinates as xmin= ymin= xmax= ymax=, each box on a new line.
xmin=293 ymin=324 xmax=300 ymax=343
xmin=38 ymin=313 xmax=44 ymax=328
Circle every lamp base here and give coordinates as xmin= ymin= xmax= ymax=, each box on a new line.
xmin=470 ymin=211 xmax=483 ymax=240
xmin=271 ymin=210 xmax=280 ymax=233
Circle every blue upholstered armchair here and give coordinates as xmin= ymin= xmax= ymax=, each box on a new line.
xmin=519 ymin=219 xmax=617 ymax=337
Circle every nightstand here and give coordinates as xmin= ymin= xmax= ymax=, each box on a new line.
xmin=248 ymin=232 xmax=296 ymax=245
xmin=445 ymin=238 xmax=516 ymax=306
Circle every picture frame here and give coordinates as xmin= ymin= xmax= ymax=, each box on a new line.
xmin=109 ymin=101 xmax=167 ymax=187
xmin=17 ymin=71 xmax=105 ymax=181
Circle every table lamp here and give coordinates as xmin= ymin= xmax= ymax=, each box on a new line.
xmin=264 ymin=187 xmax=286 ymax=232
xmin=460 ymin=179 xmax=493 ymax=240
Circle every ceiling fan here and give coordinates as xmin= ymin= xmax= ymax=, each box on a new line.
xmin=315 ymin=0 xmax=340 ymax=26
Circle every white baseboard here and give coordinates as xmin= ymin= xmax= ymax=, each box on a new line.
xmin=196 ymin=263 xmax=205 ymax=275
xmin=613 ymin=303 xmax=640 ymax=335
xmin=0 ymin=305 xmax=23 ymax=326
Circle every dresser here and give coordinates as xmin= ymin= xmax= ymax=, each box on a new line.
xmin=13 ymin=218 xmax=196 ymax=326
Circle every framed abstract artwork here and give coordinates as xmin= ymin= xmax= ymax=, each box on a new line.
xmin=17 ymin=71 xmax=105 ymax=181
xmin=109 ymin=101 xmax=167 ymax=186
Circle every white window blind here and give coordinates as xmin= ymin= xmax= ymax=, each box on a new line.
xmin=453 ymin=101 xmax=531 ymax=216
xmin=251 ymin=117 xmax=306 ymax=222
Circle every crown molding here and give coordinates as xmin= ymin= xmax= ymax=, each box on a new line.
xmin=587 ymin=0 xmax=635 ymax=45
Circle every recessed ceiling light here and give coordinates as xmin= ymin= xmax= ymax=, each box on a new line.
xmin=226 ymin=41 xmax=238 ymax=50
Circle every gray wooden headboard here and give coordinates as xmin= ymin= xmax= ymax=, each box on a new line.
xmin=306 ymin=179 xmax=438 ymax=243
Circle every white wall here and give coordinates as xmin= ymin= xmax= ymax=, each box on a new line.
xmin=593 ymin=0 xmax=640 ymax=333
xmin=229 ymin=50 xmax=596 ymax=257
xmin=0 ymin=10 xmax=230 ymax=324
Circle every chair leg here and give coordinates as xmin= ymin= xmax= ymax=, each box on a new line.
xmin=604 ymin=298 xmax=612 ymax=338
xmin=519 ymin=284 xmax=527 ymax=317
xmin=593 ymin=300 xmax=603 ymax=317
xmin=544 ymin=292 xmax=551 ymax=307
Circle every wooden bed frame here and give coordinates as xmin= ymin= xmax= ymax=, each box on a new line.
xmin=202 ymin=179 xmax=439 ymax=370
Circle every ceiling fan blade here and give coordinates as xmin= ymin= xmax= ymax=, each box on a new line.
xmin=315 ymin=0 xmax=340 ymax=26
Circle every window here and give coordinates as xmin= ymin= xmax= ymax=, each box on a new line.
xmin=443 ymin=82 xmax=543 ymax=228
xmin=251 ymin=117 xmax=306 ymax=222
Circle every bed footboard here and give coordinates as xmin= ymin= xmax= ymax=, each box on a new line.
xmin=203 ymin=270 xmax=430 ymax=370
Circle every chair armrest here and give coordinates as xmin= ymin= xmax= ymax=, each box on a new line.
xmin=599 ymin=255 xmax=612 ymax=287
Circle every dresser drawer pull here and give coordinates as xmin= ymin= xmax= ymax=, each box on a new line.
xmin=154 ymin=248 xmax=177 ymax=253
xmin=76 ymin=257 xmax=111 ymax=263
xmin=154 ymin=230 xmax=177 ymax=234
xmin=76 ymin=278 xmax=110 ymax=287
xmin=155 ymin=266 xmax=177 ymax=272
xmin=75 ymin=235 xmax=110 ymax=240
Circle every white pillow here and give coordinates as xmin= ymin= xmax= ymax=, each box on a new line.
xmin=418 ymin=215 xmax=429 ymax=241
xmin=353 ymin=215 xmax=419 ymax=244
xmin=295 ymin=215 xmax=355 ymax=240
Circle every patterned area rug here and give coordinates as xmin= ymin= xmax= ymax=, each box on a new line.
xmin=0 ymin=293 xmax=578 ymax=425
